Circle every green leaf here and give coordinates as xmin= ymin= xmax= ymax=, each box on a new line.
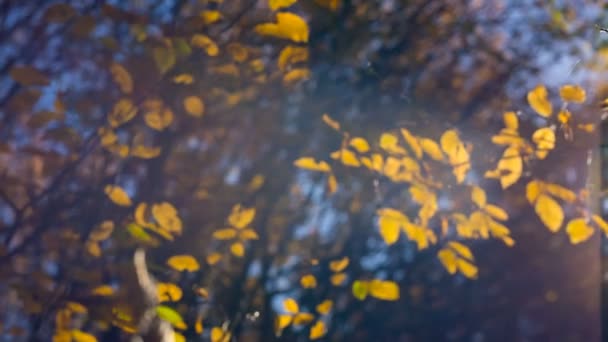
xmin=156 ymin=305 xmax=184 ymax=326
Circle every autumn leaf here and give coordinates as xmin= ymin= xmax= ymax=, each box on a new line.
xmin=559 ymin=84 xmax=586 ymax=103
xmin=191 ymin=34 xmax=219 ymax=56
xmin=157 ymin=283 xmax=183 ymax=302
xmin=269 ymin=0 xmax=298 ymax=10
xmin=228 ymin=205 xmax=256 ymax=228
xmin=471 ymin=186 xmax=486 ymax=207
xmin=91 ymin=285 xmax=114 ymax=296
xmin=527 ymin=84 xmax=552 ymax=117
xmin=167 ymin=255 xmax=200 ymax=272
xmin=278 ymin=45 xmax=309 ymax=71
xmin=110 ymin=63 xmax=133 ymax=94
xmin=321 ymin=113 xmax=340 ymax=131
xmin=104 ymin=185 xmax=132 ymax=207
xmin=316 ymin=300 xmax=333 ymax=315
xmin=283 ymin=298 xmax=299 ymax=314
xmin=108 ymin=99 xmax=137 ymax=127
xmin=255 ymin=12 xmax=309 ymax=43
xmin=369 ymin=279 xmax=400 ymax=301
xmin=294 ymin=157 xmax=330 ymax=172
xmin=9 ymin=65 xmax=49 ymax=86
xmin=565 ymin=218 xmax=594 ymax=244
xmin=310 ymin=320 xmax=327 ymax=339
xmin=183 ymin=96 xmax=205 ymax=117
xmin=352 ymin=280 xmax=369 ymax=300
xmin=283 ymin=68 xmax=311 ymax=85
xmin=534 ymin=194 xmax=564 ymax=232
xmin=211 ymin=327 xmax=231 ymax=342
xmin=156 ymin=305 xmax=186 ymax=329
xmin=350 ymin=137 xmax=370 ymax=153
xmin=300 ymin=274 xmax=317 ymax=288
xmin=230 ymin=242 xmax=245 ymax=257
xmin=71 ymin=330 xmax=97 ymax=342
xmin=330 ymin=273 xmax=347 ymax=286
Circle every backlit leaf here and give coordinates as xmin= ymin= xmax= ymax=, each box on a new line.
xmin=566 ymin=218 xmax=594 ymax=244
xmin=350 ymin=137 xmax=370 ymax=153
xmin=172 ymin=74 xmax=194 ymax=84
xmin=110 ymin=63 xmax=133 ymax=94
xmin=448 ymin=241 xmax=473 ymax=260
xmin=191 ymin=34 xmax=219 ymax=56
xmin=255 ymin=12 xmax=309 ymax=43
xmin=230 ymin=242 xmax=245 ymax=257
xmin=527 ymin=85 xmax=552 ymax=117
xmin=104 ymin=185 xmax=132 ymax=207
xmin=89 ymin=220 xmax=114 ymax=241
xmin=310 ymin=321 xmax=326 ymax=340
xmin=316 ymin=300 xmax=333 ymax=315
xmin=108 ymin=99 xmax=137 ymax=127
xmin=471 ymin=186 xmax=486 ymax=207
xmin=329 ymin=257 xmax=349 ymax=272
xmin=330 ymin=273 xmax=346 ymax=286
xmin=71 ymin=330 xmax=97 ymax=342
xmin=283 ymin=298 xmax=299 ymax=314
xmin=278 ymin=46 xmax=308 ymax=71
xmin=276 ymin=315 xmax=292 ymax=330
xmin=269 ymin=0 xmax=298 ymax=10
xmin=321 ymin=113 xmax=340 ymax=131
xmin=211 ymin=327 xmax=230 ymax=342
xmin=420 ymin=138 xmax=444 ymax=161
xmin=294 ymin=157 xmax=330 ymax=172
xmin=156 ymin=305 xmax=185 ymax=328
xmin=457 ymin=259 xmax=478 ymax=279
xmin=167 ymin=255 xmax=200 ymax=272
xmin=400 ymin=128 xmax=422 ymax=159
xmin=91 ymin=285 xmax=114 ymax=296
xmin=283 ymin=68 xmax=311 ymax=85
xmin=369 ymin=280 xmax=400 ymax=301
xmin=300 ymin=274 xmax=317 ymax=288
xmin=378 ymin=214 xmax=401 ymax=245
xmin=184 ymin=96 xmax=205 ymax=117
xmin=213 ymin=228 xmax=237 ymax=240
xmin=352 ymin=280 xmax=369 ymax=300
xmin=559 ymin=84 xmax=586 ymax=103
xmin=535 ymin=194 xmax=563 ymax=232
xmin=438 ymin=248 xmax=457 ymax=274
xmin=228 ymin=205 xmax=256 ymax=228
xmin=157 ymin=283 xmax=183 ymax=302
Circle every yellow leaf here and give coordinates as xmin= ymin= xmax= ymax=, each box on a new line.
xmin=400 ymin=128 xmax=422 ymax=159
xmin=448 ymin=241 xmax=474 ymax=261
xmin=535 ymin=194 xmax=564 ymax=232
xmin=174 ymin=333 xmax=186 ymax=342
xmin=293 ymin=312 xmax=314 ymax=325
xmin=110 ymin=63 xmax=133 ymax=94
xmin=438 ymin=248 xmax=457 ymax=274
xmin=592 ymin=215 xmax=608 ymax=236
xmin=240 ymin=229 xmax=259 ymax=240
xmin=378 ymin=214 xmax=401 ymax=245
xmin=526 ymin=180 xmax=541 ymax=204
xmin=172 ymin=73 xmax=194 ymax=84
xmin=201 ymin=10 xmax=222 ymax=24
xmin=379 ymin=133 xmax=406 ymax=154
xmin=131 ymin=145 xmax=161 ymax=159
xmin=195 ymin=287 xmax=209 ymax=298
xmin=310 ymin=321 xmax=326 ymax=340
xmin=228 ymin=205 xmax=256 ymax=228
xmin=456 ymin=259 xmax=478 ymax=279
xmin=152 ymin=202 xmax=182 ymax=233
xmin=440 ymin=130 xmax=470 ymax=183
xmin=420 ymin=138 xmax=444 ymax=161
xmin=497 ymin=146 xmax=522 ymax=189
xmin=278 ymin=45 xmax=308 ymax=71
xmin=559 ymin=84 xmax=586 ymax=103
xmin=230 ymin=242 xmax=245 ymax=257
xmin=471 ymin=186 xmax=486 ymax=207
xmin=283 ymin=68 xmax=310 ymax=85
xmin=211 ymin=327 xmax=230 ymax=342
xmin=321 ymin=113 xmax=340 ymax=131
xmin=276 ymin=315 xmax=292 ymax=330
xmin=369 ymin=280 xmax=400 ymax=301
xmin=532 ymin=127 xmax=555 ymax=160
xmin=91 ymin=285 xmax=114 ymax=296
xmin=327 ymin=173 xmax=338 ymax=194
xmin=283 ymin=298 xmax=299 ymax=314
xmin=269 ymin=0 xmax=298 ymax=11
xmin=544 ymin=182 xmax=577 ymax=203
xmin=350 ymin=137 xmax=370 ymax=153
xmin=316 ymin=300 xmax=333 ymax=315
xmin=157 ymin=283 xmax=183 ymax=302
xmin=167 ymin=255 xmax=200 ymax=272
xmin=195 ymin=316 xmax=204 ymax=334
xmin=191 ymin=34 xmax=219 ymax=56
xmin=330 ymin=273 xmax=346 ymax=286
xmin=484 ymin=204 xmax=508 ymax=221
xmin=527 ymin=84 xmax=552 ymax=117
xmin=566 ymin=218 xmax=594 ymax=244
xmin=86 ymin=241 xmax=101 ymax=257
xmin=329 ymin=257 xmax=349 ymax=272
xmin=183 ymin=96 xmax=205 ymax=117
xmin=352 ymin=280 xmax=369 ymax=300
xmin=254 ymin=12 xmax=309 ymax=43
xmin=503 ymin=111 xmax=519 ymax=131
xmin=206 ymin=253 xmax=222 ymax=265
xmin=144 ymin=108 xmax=174 ymax=131
xmin=294 ymin=157 xmax=330 ymax=172
xmin=66 ymin=301 xmax=87 ymax=313
xmin=89 ymin=220 xmax=114 ymax=241
xmin=108 ymin=99 xmax=137 ymax=127
xmin=300 ymin=274 xmax=317 ymax=288
xmin=71 ymin=330 xmax=97 ymax=342
xmin=104 ymin=185 xmax=132 ymax=207
xmin=331 ymin=149 xmax=360 ymax=167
